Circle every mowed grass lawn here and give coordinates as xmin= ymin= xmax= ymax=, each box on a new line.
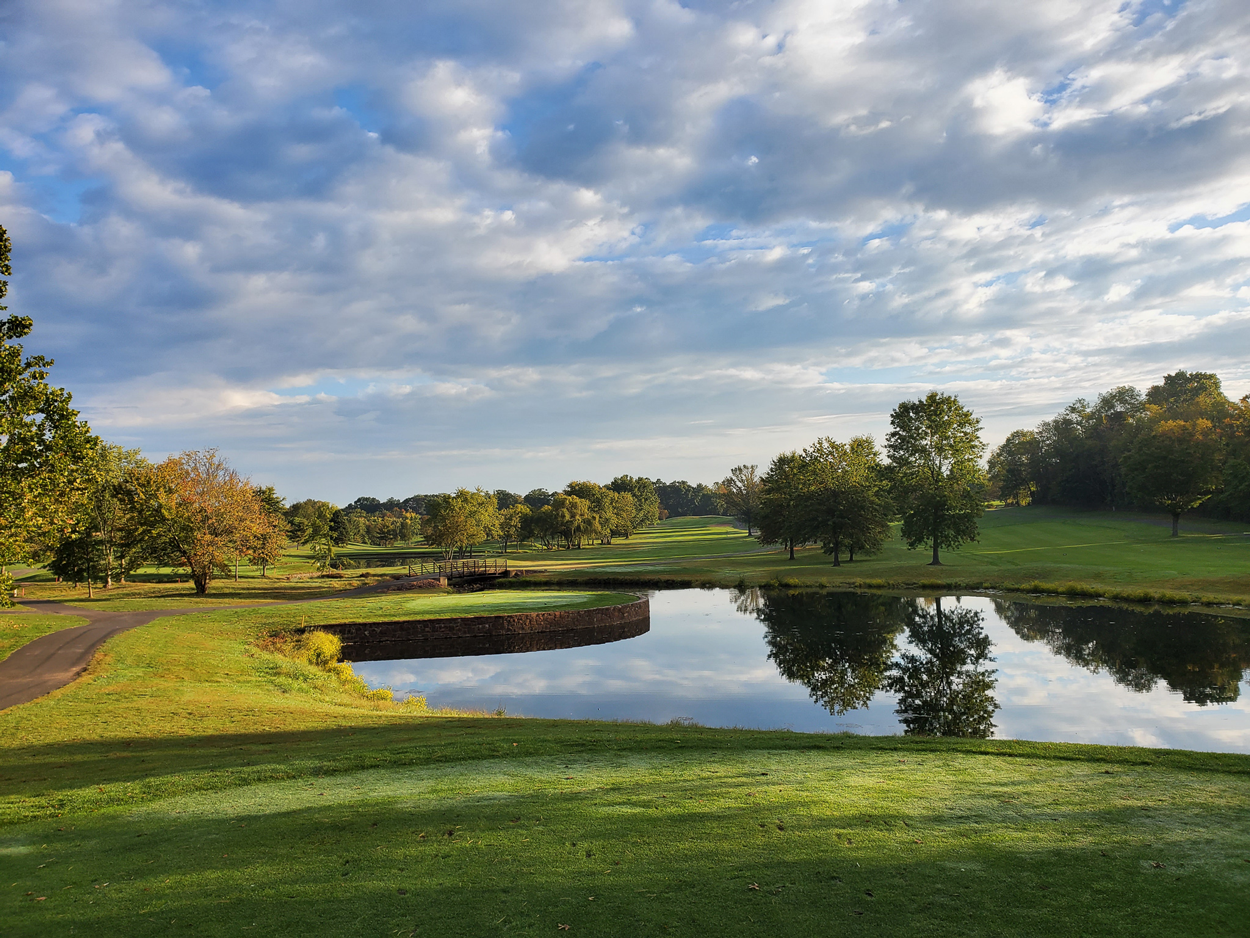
xmin=291 ymin=589 xmax=639 ymax=627
xmin=1 ymin=592 xmax=1249 ymax=936
xmin=526 ymin=509 xmax=1250 ymax=602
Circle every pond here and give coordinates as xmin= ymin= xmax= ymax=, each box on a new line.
xmin=351 ymin=589 xmax=1250 ymax=753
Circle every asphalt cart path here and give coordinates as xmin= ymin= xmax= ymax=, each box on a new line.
xmin=0 ymin=576 xmax=429 ymax=711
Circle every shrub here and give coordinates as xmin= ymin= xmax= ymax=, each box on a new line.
xmin=301 ymin=630 xmax=342 ymax=667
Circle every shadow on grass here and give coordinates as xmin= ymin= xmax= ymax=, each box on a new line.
xmin=3 ymin=720 xmax=1248 ymax=823
xmin=4 ymin=763 xmax=1248 ymax=938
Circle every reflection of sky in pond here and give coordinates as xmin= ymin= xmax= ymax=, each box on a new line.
xmin=353 ymin=591 xmax=1250 ymax=753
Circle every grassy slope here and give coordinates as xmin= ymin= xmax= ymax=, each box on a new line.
xmin=1 ymin=597 xmax=1249 ymax=936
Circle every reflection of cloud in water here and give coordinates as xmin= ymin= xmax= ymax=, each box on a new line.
xmin=353 ymin=591 xmax=1250 ymax=752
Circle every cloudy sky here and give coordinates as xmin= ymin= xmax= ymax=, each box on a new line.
xmin=2 ymin=0 xmax=1248 ymax=501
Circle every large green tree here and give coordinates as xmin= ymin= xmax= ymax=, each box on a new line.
xmin=1123 ymin=418 xmax=1223 ymax=536
xmin=886 ymin=392 xmax=986 ymax=566
xmin=800 ymin=436 xmax=890 ymax=565
xmin=0 ymin=224 xmax=98 ymax=604
xmin=987 ymin=429 xmax=1040 ymax=506
xmin=716 ymin=464 xmax=763 ymax=536
xmin=85 ymin=443 xmax=151 ymax=588
xmin=757 ymin=451 xmax=808 ymax=560
xmin=608 ymin=475 xmax=660 ymax=533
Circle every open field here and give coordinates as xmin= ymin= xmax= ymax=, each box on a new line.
xmin=514 ymin=509 xmax=1250 ymax=605
xmin=1 ymin=599 xmax=1248 ymax=937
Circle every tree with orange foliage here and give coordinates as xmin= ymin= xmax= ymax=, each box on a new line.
xmin=131 ymin=449 xmax=267 ymax=594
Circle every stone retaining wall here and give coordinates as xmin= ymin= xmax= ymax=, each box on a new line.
xmin=317 ymin=594 xmax=649 ymax=650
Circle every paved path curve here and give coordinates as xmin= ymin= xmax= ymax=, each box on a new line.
xmin=0 ymin=577 xmax=420 ymax=712
xmin=0 ymin=602 xmax=192 ymax=711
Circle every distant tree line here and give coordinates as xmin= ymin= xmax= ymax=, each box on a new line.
xmin=419 ymin=476 xmax=662 ymax=557
xmin=988 ymin=370 xmax=1250 ymax=533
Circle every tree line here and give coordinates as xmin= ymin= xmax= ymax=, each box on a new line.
xmin=987 ymin=370 xmax=1249 ymax=534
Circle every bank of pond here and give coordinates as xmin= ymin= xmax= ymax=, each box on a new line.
xmin=349 ymin=588 xmax=1250 ymax=753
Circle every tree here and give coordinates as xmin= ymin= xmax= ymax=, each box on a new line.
xmin=523 ymin=488 xmax=554 ymax=510
xmin=551 ymin=492 xmax=595 ymax=548
xmin=0 ymin=224 xmax=98 ymax=605
xmin=605 ymin=489 xmax=636 ymax=540
xmin=248 ymin=486 xmax=288 ymax=577
xmin=886 ymin=392 xmax=987 ymax=565
xmin=1146 ymin=370 xmax=1228 ymax=420
xmin=287 ymin=499 xmax=339 ymax=570
xmin=1123 ymin=418 xmax=1223 ymax=536
xmin=422 ymin=488 xmax=498 ymax=559
xmin=717 ymin=464 xmax=763 ymax=535
xmin=83 ymin=443 xmax=150 ymax=588
xmin=608 ymin=475 xmax=660 ymax=533
xmin=757 ymin=452 xmax=808 ymax=560
xmin=801 ymin=436 xmax=890 ymax=565
xmin=130 ymin=449 xmax=268 ymax=594
xmin=987 ymin=430 xmax=1039 ymax=506
xmin=498 ymin=503 xmax=530 ymax=553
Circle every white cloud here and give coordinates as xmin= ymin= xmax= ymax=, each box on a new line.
xmin=0 ymin=0 xmax=1248 ymax=498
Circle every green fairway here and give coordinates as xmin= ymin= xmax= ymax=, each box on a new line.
xmin=513 ymin=510 xmax=1250 ymax=604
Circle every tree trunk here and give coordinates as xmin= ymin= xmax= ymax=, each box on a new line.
xmin=788 ymin=538 xmax=795 ymax=560
xmin=193 ymin=571 xmax=210 ymax=594
xmin=1172 ymin=512 xmax=1180 ymax=537
xmin=929 ymin=506 xmax=942 ymax=565
xmin=831 ymin=534 xmax=840 ymax=566
xmin=849 ymin=546 xmax=855 ymax=562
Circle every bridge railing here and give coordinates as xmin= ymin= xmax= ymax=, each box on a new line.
xmin=407 ymin=558 xmax=509 ymax=579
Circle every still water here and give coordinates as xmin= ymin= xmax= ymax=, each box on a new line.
xmin=352 ymin=589 xmax=1250 ymax=753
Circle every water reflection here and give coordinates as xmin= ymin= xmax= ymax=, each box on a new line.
xmin=343 ymin=617 xmax=650 ymax=662
xmin=757 ymin=591 xmax=998 ymax=738
xmin=351 ymin=589 xmax=1250 ymax=752
xmin=994 ymin=600 xmax=1250 ymax=705
xmin=886 ymin=598 xmax=998 ymax=738
xmin=758 ymin=590 xmax=906 ymax=715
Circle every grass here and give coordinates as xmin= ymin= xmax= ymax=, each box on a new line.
xmin=278 ymin=589 xmax=639 ymax=627
xmin=506 ymin=510 xmax=1250 ymax=605
xmin=4 ymin=509 xmax=1250 ymax=933
xmin=0 ymin=612 xmax=89 ymax=662
xmin=3 ymin=737 xmax=1248 ymax=938
xmin=2 ymin=575 xmax=1249 ymax=934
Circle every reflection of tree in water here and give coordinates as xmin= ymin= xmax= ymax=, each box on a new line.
xmin=752 ymin=591 xmax=998 ymax=736
xmin=994 ymin=600 xmax=1250 ymax=705
xmin=755 ymin=590 xmax=907 ymax=715
xmin=733 ymin=587 xmax=764 ymax=617
xmin=885 ymin=598 xmax=999 ymax=738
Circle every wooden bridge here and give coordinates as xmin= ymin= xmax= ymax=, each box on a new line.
xmin=406 ymin=558 xmax=509 ymax=581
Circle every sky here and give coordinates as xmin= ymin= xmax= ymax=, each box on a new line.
xmin=1 ymin=0 xmax=1248 ymax=503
